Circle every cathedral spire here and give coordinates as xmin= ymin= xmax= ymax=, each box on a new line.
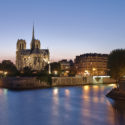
xmin=32 ymin=24 xmax=35 ymax=40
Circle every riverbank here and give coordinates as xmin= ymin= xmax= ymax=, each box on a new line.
xmin=0 ymin=77 xmax=84 ymax=90
xmin=0 ymin=76 xmax=116 ymax=90
xmin=106 ymin=80 xmax=125 ymax=101
xmin=106 ymin=88 xmax=125 ymax=101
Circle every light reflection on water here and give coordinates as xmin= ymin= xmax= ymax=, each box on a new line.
xmin=0 ymin=84 xmax=124 ymax=125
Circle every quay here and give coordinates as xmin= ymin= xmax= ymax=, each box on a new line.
xmin=0 ymin=76 xmax=116 ymax=90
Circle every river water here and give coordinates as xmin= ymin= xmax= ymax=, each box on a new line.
xmin=0 ymin=84 xmax=125 ymax=125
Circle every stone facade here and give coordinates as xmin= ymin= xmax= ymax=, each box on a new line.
xmin=16 ymin=26 xmax=49 ymax=71
xmin=74 ymin=53 xmax=108 ymax=76
xmin=0 ymin=77 xmax=84 ymax=89
xmin=59 ymin=59 xmax=71 ymax=71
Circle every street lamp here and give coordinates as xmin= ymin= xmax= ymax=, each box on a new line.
xmin=48 ymin=61 xmax=51 ymax=74
xmin=92 ymin=68 xmax=96 ymax=71
xmin=84 ymin=70 xmax=90 ymax=76
xmin=92 ymin=68 xmax=96 ymax=76
xmin=43 ymin=58 xmax=51 ymax=74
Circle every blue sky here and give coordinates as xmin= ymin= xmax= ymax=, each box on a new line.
xmin=0 ymin=0 xmax=125 ymax=62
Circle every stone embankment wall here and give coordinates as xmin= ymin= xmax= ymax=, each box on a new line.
xmin=0 ymin=77 xmax=49 ymax=89
xmin=119 ymin=79 xmax=125 ymax=91
xmin=0 ymin=77 xmax=84 ymax=89
xmin=52 ymin=77 xmax=84 ymax=86
xmin=86 ymin=76 xmax=116 ymax=84
xmin=0 ymin=76 xmax=116 ymax=90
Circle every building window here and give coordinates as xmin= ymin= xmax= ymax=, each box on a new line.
xmin=36 ymin=44 xmax=39 ymax=49
xmin=20 ymin=44 xmax=21 ymax=49
xmin=22 ymin=44 xmax=24 ymax=49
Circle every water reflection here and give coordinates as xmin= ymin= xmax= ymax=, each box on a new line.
xmin=0 ymin=85 xmax=124 ymax=125
xmin=82 ymin=85 xmax=90 ymax=101
xmin=83 ymin=85 xmax=89 ymax=91
xmin=81 ymin=85 xmax=125 ymax=125
xmin=53 ymin=87 xmax=59 ymax=96
xmin=0 ymin=89 xmax=8 ymax=96
xmin=82 ymin=85 xmax=104 ymax=103
xmin=108 ymin=84 xmax=117 ymax=88
xmin=65 ymin=89 xmax=70 ymax=97
xmin=111 ymin=100 xmax=125 ymax=124
xmin=52 ymin=87 xmax=59 ymax=117
xmin=52 ymin=87 xmax=59 ymax=105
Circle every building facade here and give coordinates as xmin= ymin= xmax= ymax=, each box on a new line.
xmin=74 ymin=53 xmax=108 ymax=76
xmin=58 ymin=59 xmax=71 ymax=76
xmin=59 ymin=60 xmax=71 ymax=71
xmin=16 ymin=26 xmax=49 ymax=71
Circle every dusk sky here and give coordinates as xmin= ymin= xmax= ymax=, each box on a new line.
xmin=0 ymin=0 xmax=125 ymax=62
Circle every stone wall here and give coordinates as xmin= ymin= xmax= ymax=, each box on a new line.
xmin=0 ymin=76 xmax=116 ymax=90
xmin=0 ymin=77 xmax=49 ymax=89
xmin=0 ymin=77 xmax=84 ymax=89
xmin=119 ymin=79 xmax=125 ymax=91
xmin=52 ymin=77 xmax=84 ymax=86
xmin=86 ymin=76 xmax=116 ymax=84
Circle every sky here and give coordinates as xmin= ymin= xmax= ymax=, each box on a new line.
xmin=0 ymin=0 xmax=125 ymax=63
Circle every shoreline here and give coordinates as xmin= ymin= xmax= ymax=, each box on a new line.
xmin=106 ymin=88 xmax=125 ymax=101
xmin=0 ymin=83 xmax=93 ymax=91
xmin=0 ymin=83 xmax=114 ymax=91
xmin=0 ymin=76 xmax=116 ymax=91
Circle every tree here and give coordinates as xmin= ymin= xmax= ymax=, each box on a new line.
xmin=69 ymin=67 xmax=76 ymax=76
xmin=22 ymin=67 xmax=32 ymax=76
xmin=45 ymin=62 xmax=61 ymax=76
xmin=0 ymin=60 xmax=18 ymax=76
xmin=108 ymin=49 xmax=125 ymax=87
xmin=37 ymin=70 xmax=52 ymax=85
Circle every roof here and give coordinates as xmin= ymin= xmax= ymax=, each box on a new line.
xmin=19 ymin=49 xmax=49 ymax=55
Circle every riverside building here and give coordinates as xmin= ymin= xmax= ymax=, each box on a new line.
xmin=74 ymin=53 xmax=108 ymax=76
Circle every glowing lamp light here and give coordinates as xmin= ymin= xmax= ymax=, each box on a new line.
xmin=84 ymin=70 xmax=90 ymax=76
xmin=0 ymin=71 xmax=8 ymax=76
xmin=84 ymin=85 xmax=89 ymax=90
xmin=54 ymin=70 xmax=58 ymax=75
xmin=53 ymin=88 xmax=58 ymax=95
xmin=4 ymin=72 xmax=8 ymax=75
xmin=65 ymin=89 xmax=70 ymax=96
xmin=66 ymin=71 xmax=69 ymax=73
xmin=92 ymin=68 xmax=96 ymax=71
xmin=85 ymin=70 xmax=89 ymax=74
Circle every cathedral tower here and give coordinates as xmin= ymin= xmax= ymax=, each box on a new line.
xmin=17 ymin=39 xmax=26 ymax=51
xmin=30 ymin=25 xmax=40 ymax=50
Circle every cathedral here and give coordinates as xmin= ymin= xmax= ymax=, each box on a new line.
xmin=16 ymin=26 xmax=50 ymax=71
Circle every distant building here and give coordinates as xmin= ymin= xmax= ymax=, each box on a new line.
xmin=16 ymin=26 xmax=50 ymax=71
xmin=59 ymin=59 xmax=73 ymax=76
xmin=74 ymin=53 xmax=108 ymax=76
xmin=59 ymin=59 xmax=71 ymax=71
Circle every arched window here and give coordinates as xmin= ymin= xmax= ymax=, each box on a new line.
xmin=22 ymin=44 xmax=24 ymax=49
xmin=20 ymin=44 xmax=21 ymax=49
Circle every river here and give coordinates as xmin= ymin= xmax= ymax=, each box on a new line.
xmin=0 ymin=84 xmax=124 ymax=125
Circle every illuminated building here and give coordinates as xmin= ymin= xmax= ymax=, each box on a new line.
xmin=59 ymin=59 xmax=73 ymax=76
xmin=74 ymin=53 xmax=108 ymax=76
xmin=16 ymin=25 xmax=50 ymax=71
xmin=59 ymin=60 xmax=71 ymax=71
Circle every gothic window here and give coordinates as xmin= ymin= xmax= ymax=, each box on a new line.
xmin=38 ymin=57 xmax=40 ymax=63
xmin=20 ymin=44 xmax=21 ymax=50
xmin=22 ymin=44 xmax=24 ymax=49
xmin=34 ymin=57 xmax=37 ymax=65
